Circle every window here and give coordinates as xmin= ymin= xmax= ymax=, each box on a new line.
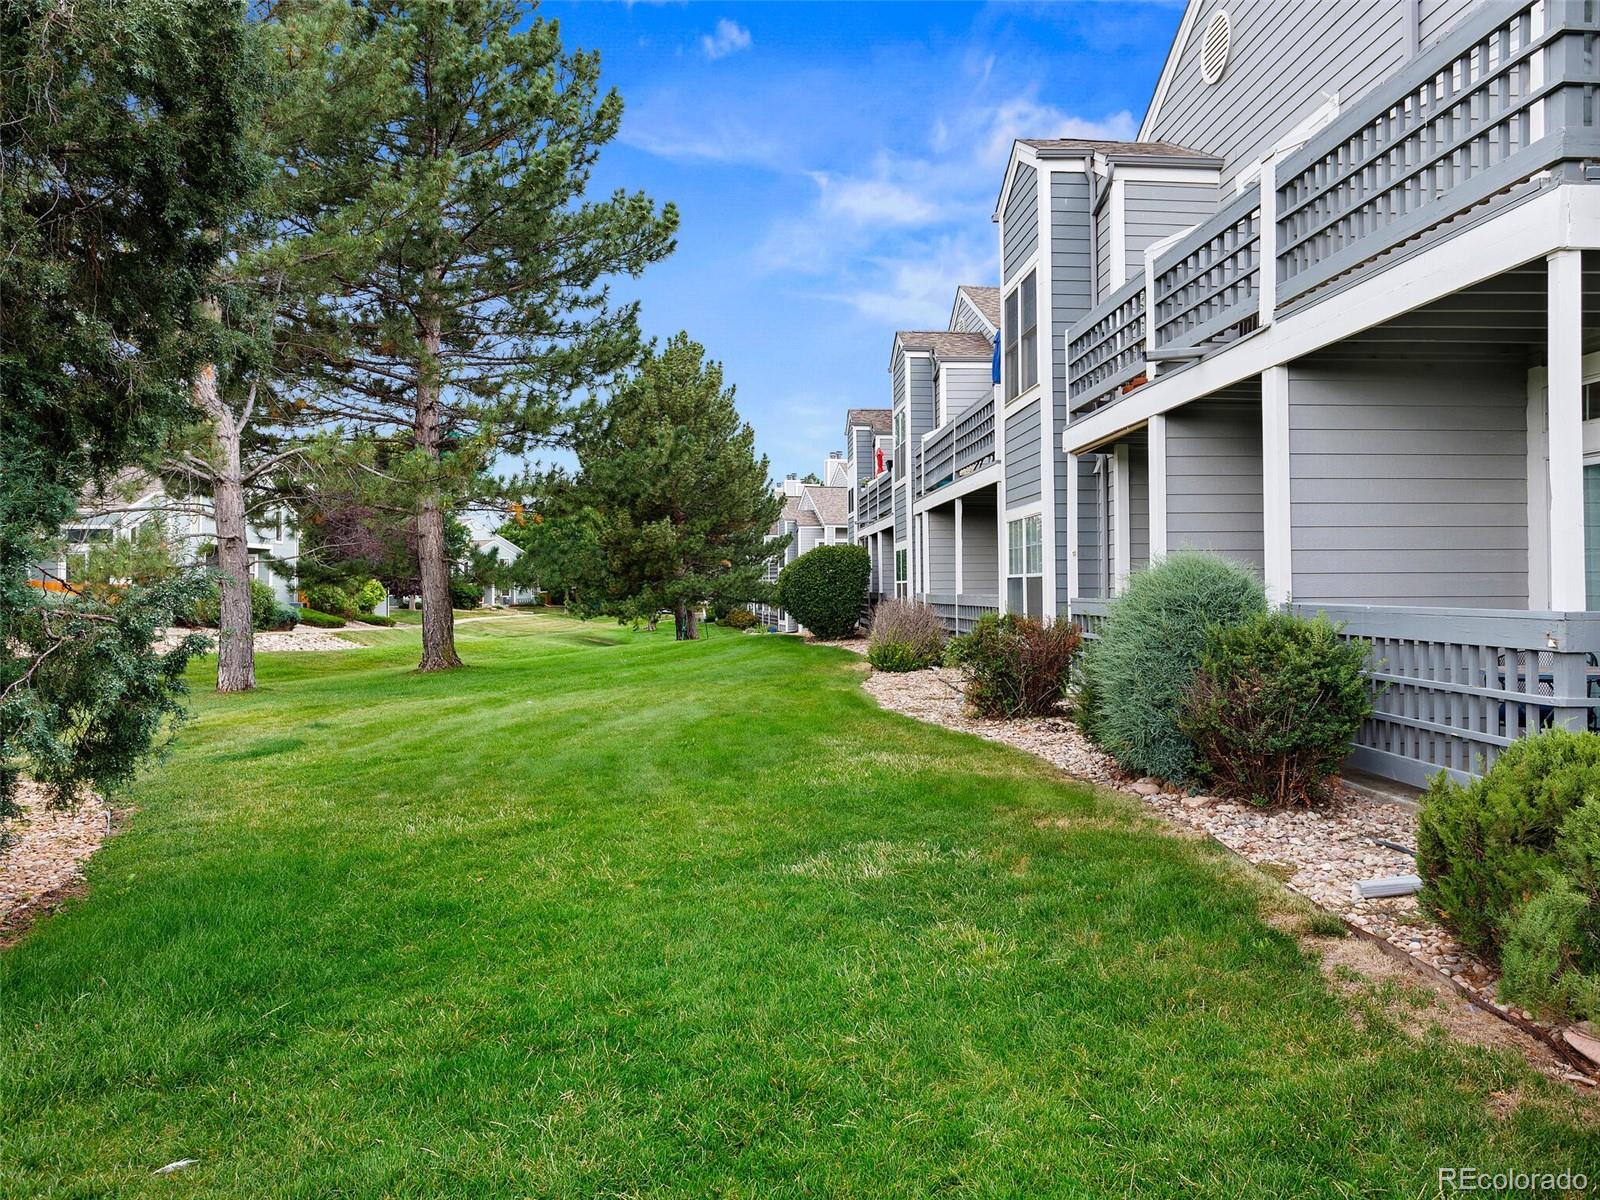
xmin=1007 ymin=514 xmax=1044 ymax=615
xmin=893 ymin=409 xmax=907 ymax=445
xmin=1585 ymin=381 xmax=1600 ymax=422
xmin=1004 ymin=271 xmax=1038 ymax=401
xmin=1008 ymin=514 xmax=1042 ymax=577
xmin=895 ymin=547 xmax=909 ymax=598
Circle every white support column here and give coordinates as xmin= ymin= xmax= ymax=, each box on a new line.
xmin=954 ymin=497 xmax=964 ymax=596
xmin=1065 ymin=452 xmax=1080 ymax=607
xmin=1112 ymin=443 xmax=1132 ymax=594
xmin=1038 ymin=168 xmax=1058 ymax=619
xmin=994 ymin=370 xmax=1008 ymax=613
xmin=1148 ymin=414 xmax=1169 ymax=561
xmin=1262 ymin=365 xmax=1293 ymax=607
xmin=1548 ymin=250 xmax=1587 ymax=610
xmin=1257 ymin=156 xmax=1277 ymax=326
xmin=1528 ymin=367 xmax=1551 ymax=608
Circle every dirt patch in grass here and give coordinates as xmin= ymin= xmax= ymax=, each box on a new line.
xmin=1317 ymin=934 xmax=1523 ymax=1050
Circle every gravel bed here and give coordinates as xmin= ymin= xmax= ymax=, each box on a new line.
xmin=860 ymin=664 xmax=1569 ymax=1049
xmin=155 ymin=625 xmax=357 ymax=654
xmin=1 ymin=782 xmax=108 ymax=941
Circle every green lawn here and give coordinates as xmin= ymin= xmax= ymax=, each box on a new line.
xmin=383 ymin=607 xmax=498 ymax=625
xmin=4 ymin=612 xmax=1596 ymax=1196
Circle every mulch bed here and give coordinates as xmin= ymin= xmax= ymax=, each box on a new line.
xmin=1 ymin=783 xmax=109 ymax=947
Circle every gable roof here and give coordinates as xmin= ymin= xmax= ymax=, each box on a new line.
xmin=895 ymin=330 xmax=995 ymax=361
xmin=993 ymin=136 xmax=1218 ymax=219
xmin=845 ymin=407 xmax=892 ymax=435
xmin=801 ymin=484 xmax=849 ymax=527
xmin=1018 ymin=137 xmax=1212 ymax=161
xmin=775 ymin=493 xmax=818 ymax=529
xmin=1138 ymin=0 xmax=1204 ymax=142
xmin=954 ymin=285 xmax=1000 ymax=332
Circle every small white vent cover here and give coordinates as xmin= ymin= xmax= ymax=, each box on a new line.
xmin=1199 ymin=10 xmax=1232 ymax=85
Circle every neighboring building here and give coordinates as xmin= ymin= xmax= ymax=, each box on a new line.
xmin=758 ymin=472 xmax=850 ymax=632
xmin=42 ymin=472 xmax=299 ymax=605
xmin=833 ymin=0 xmax=1600 ymax=787
xmin=459 ymin=511 xmax=539 ymax=607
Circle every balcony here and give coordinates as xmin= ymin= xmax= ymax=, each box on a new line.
xmin=1067 ymin=0 xmax=1600 ymax=420
xmin=856 ymin=469 xmax=894 ymax=528
xmin=918 ymin=395 xmax=998 ymax=497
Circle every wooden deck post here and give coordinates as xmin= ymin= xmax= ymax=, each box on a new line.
xmin=1547 ymin=250 xmax=1586 ymax=610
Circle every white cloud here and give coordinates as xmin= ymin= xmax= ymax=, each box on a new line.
xmin=808 ymin=172 xmax=942 ymax=227
xmin=621 ymin=103 xmax=781 ymax=167
xmin=831 ymin=234 xmax=996 ymax=328
xmin=701 ymin=18 xmax=752 ymax=60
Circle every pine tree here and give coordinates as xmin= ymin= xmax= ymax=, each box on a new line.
xmin=1 ymin=0 xmax=264 ymax=813
xmin=291 ymin=0 xmax=678 ymax=670
xmin=560 ymin=334 xmax=785 ymax=640
xmin=153 ymin=0 xmax=398 ymax=692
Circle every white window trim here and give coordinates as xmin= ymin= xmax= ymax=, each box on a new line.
xmin=1003 ymin=268 xmax=1041 ymax=403
xmin=1107 ymin=174 xmax=1128 ymax=290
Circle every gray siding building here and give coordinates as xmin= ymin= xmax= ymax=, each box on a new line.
xmin=832 ymin=0 xmax=1600 ymax=786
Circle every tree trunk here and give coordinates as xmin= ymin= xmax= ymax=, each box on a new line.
xmin=646 ymin=614 xmax=658 ymax=632
xmin=685 ymin=605 xmax=700 ymax=641
xmin=414 ymin=309 xmax=461 ymax=671
xmin=673 ymin=598 xmax=687 ymax=641
xmin=194 ymin=361 xmax=255 ymax=693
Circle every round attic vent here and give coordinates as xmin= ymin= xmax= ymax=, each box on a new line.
xmin=1199 ymin=9 xmax=1231 ymax=85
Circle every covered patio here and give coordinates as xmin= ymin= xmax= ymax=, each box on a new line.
xmin=1066 ymin=253 xmax=1600 ymax=785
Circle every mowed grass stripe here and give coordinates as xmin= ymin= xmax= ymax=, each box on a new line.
xmin=2 ymin=611 xmax=1595 ymax=1197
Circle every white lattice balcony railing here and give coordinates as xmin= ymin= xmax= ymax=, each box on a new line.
xmin=919 ymin=397 xmax=998 ymax=496
xmin=1066 ymin=0 xmax=1600 ymax=420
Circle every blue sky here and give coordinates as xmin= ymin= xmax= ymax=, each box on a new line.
xmin=541 ymin=0 xmax=1185 ymax=479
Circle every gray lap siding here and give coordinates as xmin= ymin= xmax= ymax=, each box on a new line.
xmin=1286 ymin=362 xmax=1529 ymax=607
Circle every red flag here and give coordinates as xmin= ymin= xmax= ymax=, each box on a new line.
xmin=875 ymin=447 xmax=884 ymax=474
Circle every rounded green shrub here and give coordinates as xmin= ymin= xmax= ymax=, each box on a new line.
xmin=867 ymin=599 xmax=944 ymax=671
xmin=449 ymin=577 xmax=483 ymax=609
xmin=1418 ymin=728 xmax=1600 ymax=958
xmin=187 ymin=578 xmax=296 ymax=632
xmin=950 ymin=613 xmax=1081 ymax=718
xmin=1499 ymin=798 xmax=1600 ymax=1022
xmin=1179 ymin=611 xmax=1371 ymax=807
xmin=774 ymin=544 xmax=869 ymax=640
xmin=353 ymin=578 xmax=387 ymax=614
xmin=304 ymin=581 xmax=357 ymax=618
xmin=721 ymin=605 xmax=758 ymax=630
xmin=295 ymin=607 xmax=347 ymax=629
xmin=1077 ymin=553 xmax=1266 ymax=782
